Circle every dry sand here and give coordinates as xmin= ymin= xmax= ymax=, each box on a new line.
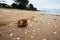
xmin=0 ymin=8 xmax=60 ymax=40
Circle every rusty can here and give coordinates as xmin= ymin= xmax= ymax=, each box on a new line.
xmin=18 ymin=19 xmax=28 ymax=27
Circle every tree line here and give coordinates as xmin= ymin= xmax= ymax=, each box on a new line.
xmin=11 ymin=0 xmax=37 ymax=11
xmin=2 ymin=0 xmax=37 ymax=11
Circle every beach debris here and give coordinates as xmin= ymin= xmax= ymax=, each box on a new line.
xmin=16 ymin=37 xmax=20 ymax=40
xmin=53 ymin=18 xmax=56 ymax=20
xmin=24 ymin=29 xmax=28 ymax=34
xmin=52 ymin=32 xmax=57 ymax=34
xmin=56 ymin=15 xmax=60 ymax=16
xmin=0 ymin=32 xmax=2 ymax=36
xmin=10 ymin=33 xmax=13 ymax=37
xmin=17 ymin=19 xmax=28 ymax=27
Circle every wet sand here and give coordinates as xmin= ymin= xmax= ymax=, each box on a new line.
xmin=0 ymin=9 xmax=60 ymax=40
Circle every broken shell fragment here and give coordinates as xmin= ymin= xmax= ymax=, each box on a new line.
xmin=18 ymin=19 xmax=28 ymax=27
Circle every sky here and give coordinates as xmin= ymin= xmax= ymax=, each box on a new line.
xmin=0 ymin=0 xmax=14 ymax=5
xmin=29 ymin=0 xmax=60 ymax=10
xmin=0 ymin=0 xmax=60 ymax=10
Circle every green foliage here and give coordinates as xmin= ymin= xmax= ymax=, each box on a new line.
xmin=11 ymin=3 xmax=17 ymax=8
xmin=15 ymin=0 xmax=29 ymax=5
xmin=17 ymin=4 xmax=26 ymax=9
xmin=27 ymin=4 xmax=37 ymax=11
xmin=0 ymin=0 xmax=37 ymax=11
xmin=11 ymin=0 xmax=37 ymax=11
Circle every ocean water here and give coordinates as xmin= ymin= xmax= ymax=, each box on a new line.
xmin=37 ymin=11 xmax=60 ymax=15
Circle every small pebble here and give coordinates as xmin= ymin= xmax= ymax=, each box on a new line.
xmin=25 ymin=31 xmax=27 ymax=34
xmin=29 ymin=24 xmax=32 ymax=27
xmin=9 ymin=30 xmax=12 ymax=32
xmin=42 ymin=38 xmax=47 ymax=40
xmin=0 ymin=33 xmax=1 ymax=36
xmin=53 ymin=19 xmax=56 ymax=20
xmin=13 ymin=37 xmax=16 ymax=39
xmin=0 ymin=32 xmax=1 ymax=36
xmin=25 ymin=29 xmax=27 ymax=34
xmin=33 ymin=30 xmax=36 ymax=32
xmin=10 ymin=33 xmax=13 ymax=37
xmin=44 ymin=29 xmax=47 ymax=31
xmin=30 ymin=36 xmax=34 ymax=38
xmin=17 ymin=37 xmax=20 ymax=40
xmin=33 ymin=18 xmax=37 ymax=21
xmin=25 ymin=29 xmax=27 ymax=31
xmin=48 ymin=22 xmax=50 ymax=24
xmin=52 ymin=32 xmax=57 ymax=34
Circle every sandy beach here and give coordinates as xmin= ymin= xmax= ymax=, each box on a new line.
xmin=0 ymin=8 xmax=60 ymax=40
